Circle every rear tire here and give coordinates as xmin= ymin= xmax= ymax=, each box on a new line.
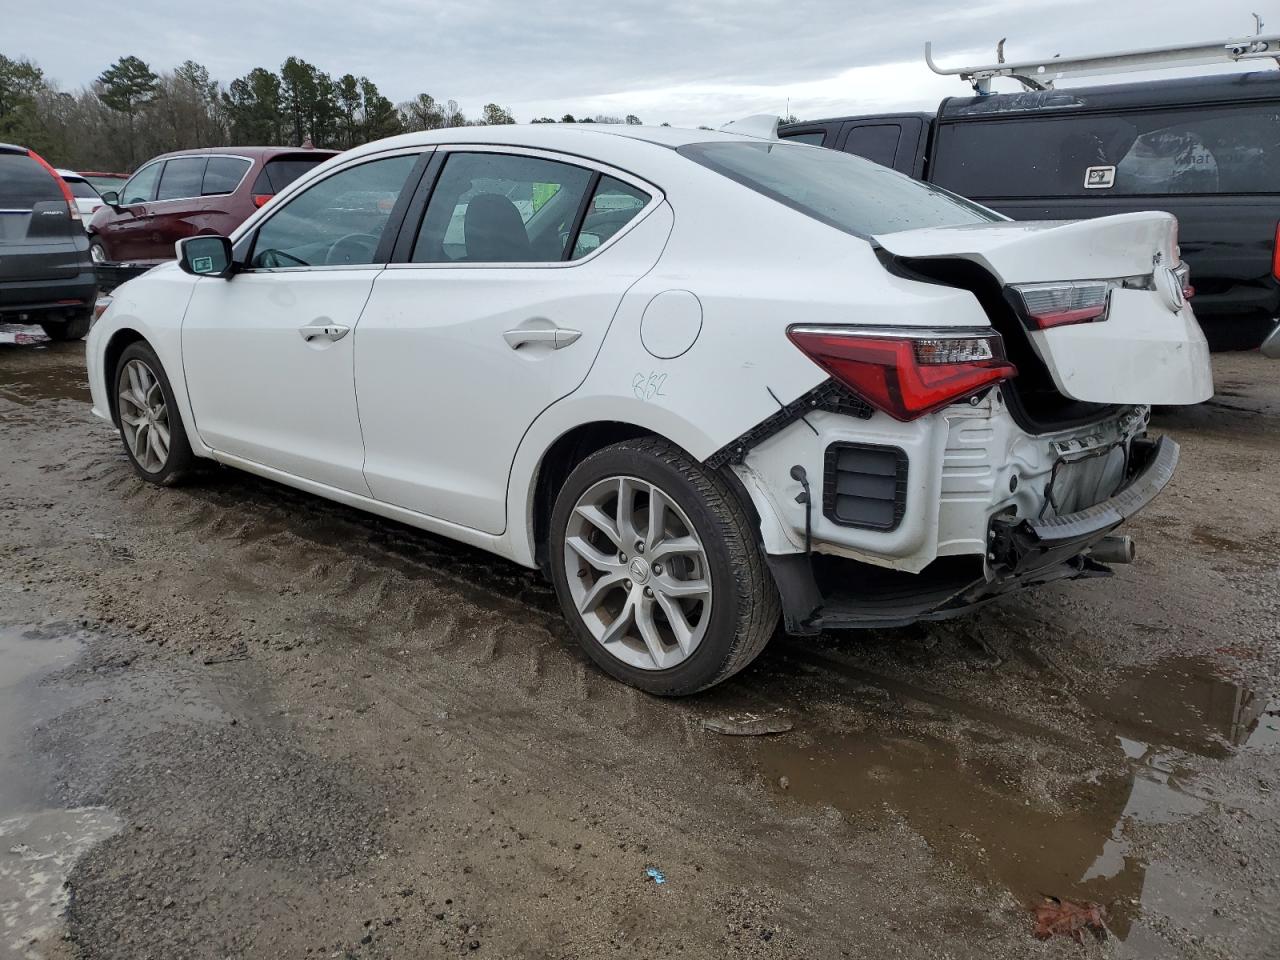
xmin=548 ymin=437 xmax=779 ymax=695
xmin=41 ymin=311 xmax=92 ymax=342
xmin=113 ymin=341 xmax=196 ymax=485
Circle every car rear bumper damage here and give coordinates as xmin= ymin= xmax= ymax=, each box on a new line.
xmin=768 ymin=434 xmax=1178 ymax=634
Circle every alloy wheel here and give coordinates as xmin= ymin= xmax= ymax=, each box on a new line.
xmin=117 ymin=358 xmax=170 ymax=473
xmin=563 ymin=475 xmax=712 ymax=671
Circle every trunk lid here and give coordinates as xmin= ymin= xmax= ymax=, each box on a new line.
xmin=0 ymin=151 xmax=81 ymax=282
xmin=874 ymin=212 xmax=1212 ymax=406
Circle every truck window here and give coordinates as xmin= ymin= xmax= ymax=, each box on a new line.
xmin=842 ymin=124 xmax=900 ymax=168
xmin=932 ymin=104 xmax=1280 ymax=198
xmin=780 ymin=131 xmax=826 ymax=146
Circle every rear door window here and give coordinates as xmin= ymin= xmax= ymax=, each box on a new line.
xmin=411 ymin=152 xmax=595 ymax=263
xmin=202 ymin=157 xmax=251 ymax=195
xmin=840 ymin=124 xmax=901 ymax=168
xmin=157 ymin=157 xmax=208 ymax=201
xmin=932 ymin=104 xmax=1280 ymax=198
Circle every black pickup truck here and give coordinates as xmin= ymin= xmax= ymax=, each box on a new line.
xmin=781 ymin=71 xmax=1280 ymax=353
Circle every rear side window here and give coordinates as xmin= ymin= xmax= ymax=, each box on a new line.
xmin=570 ymin=176 xmax=651 ymax=258
xmin=157 ymin=157 xmax=207 ymax=201
xmin=0 ymin=153 xmax=61 ymax=206
xmin=677 ymin=141 xmax=997 ymax=237
xmin=932 ymin=105 xmax=1280 ymax=198
xmin=64 ymin=178 xmax=100 ymax=199
xmin=842 ymin=124 xmax=900 ymax=168
xmin=411 ymin=152 xmax=595 ymax=263
xmin=202 ymin=157 xmax=251 ymax=195
xmin=252 ymin=156 xmax=329 ymax=195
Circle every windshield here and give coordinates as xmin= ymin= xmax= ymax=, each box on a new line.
xmin=676 ymin=141 xmax=999 ymax=237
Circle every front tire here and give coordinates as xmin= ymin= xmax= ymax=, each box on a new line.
xmin=549 ymin=437 xmax=779 ymax=695
xmin=113 ymin=341 xmax=196 ymax=485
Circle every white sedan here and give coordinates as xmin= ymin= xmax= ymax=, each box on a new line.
xmin=55 ymin=169 xmax=106 ymax=227
xmin=86 ymin=120 xmax=1211 ymax=694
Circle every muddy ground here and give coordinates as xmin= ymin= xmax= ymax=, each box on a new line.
xmin=1 ymin=334 xmax=1277 ymax=960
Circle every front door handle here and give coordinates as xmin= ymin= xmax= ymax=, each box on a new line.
xmin=300 ymin=322 xmax=350 ymax=343
xmin=502 ymin=327 xmax=581 ymax=350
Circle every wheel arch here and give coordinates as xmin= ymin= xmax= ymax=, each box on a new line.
xmin=102 ymin=327 xmax=147 ymax=425
xmin=519 ymin=417 xmax=771 ymax=577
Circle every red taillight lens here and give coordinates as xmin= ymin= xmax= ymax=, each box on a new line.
xmin=28 ymin=149 xmax=81 ymax=221
xmin=786 ymin=328 xmax=1017 ymax=422
xmin=1273 ymin=222 xmax=1280 ymax=281
xmin=253 ymin=194 xmax=274 ymax=208
xmin=1012 ymin=280 xmax=1110 ymax=329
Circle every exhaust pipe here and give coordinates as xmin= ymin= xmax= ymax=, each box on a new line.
xmin=1090 ymin=535 xmax=1135 ymax=564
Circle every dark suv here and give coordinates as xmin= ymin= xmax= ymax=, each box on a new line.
xmin=89 ymin=146 xmax=337 ymax=268
xmin=0 ymin=143 xmax=97 ymax=341
xmin=781 ymin=71 xmax=1280 ymax=352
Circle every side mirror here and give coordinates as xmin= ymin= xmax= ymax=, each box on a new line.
xmin=176 ymin=235 xmax=235 ymax=279
xmin=100 ymin=190 xmax=120 ymax=206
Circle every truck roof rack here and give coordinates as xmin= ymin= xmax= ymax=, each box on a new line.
xmin=926 ymin=19 xmax=1280 ymax=94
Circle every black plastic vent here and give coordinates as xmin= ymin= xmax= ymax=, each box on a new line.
xmin=823 ymin=442 xmax=908 ymax=530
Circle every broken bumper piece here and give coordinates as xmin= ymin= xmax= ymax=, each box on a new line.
xmin=768 ymin=435 xmax=1179 ymax=635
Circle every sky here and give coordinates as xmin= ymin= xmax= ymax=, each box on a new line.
xmin=5 ymin=1 xmax=1278 ymax=126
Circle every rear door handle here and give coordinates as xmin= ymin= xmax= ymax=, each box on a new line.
xmin=300 ymin=322 xmax=350 ymax=343
xmin=502 ymin=327 xmax=581 ymax=350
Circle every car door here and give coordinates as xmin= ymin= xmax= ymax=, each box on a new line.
xmin=354 ymin=148 xmax=673 ymax=535
xmin=107 ymin=159 xmax=163 ymax=260
xmin=181 ymin=149 xmax=427 ymax=493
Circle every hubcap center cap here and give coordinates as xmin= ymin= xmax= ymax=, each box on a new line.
xmin=628 ymin=557 xmax=651 ymax=585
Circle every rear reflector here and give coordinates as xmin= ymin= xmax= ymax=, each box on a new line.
xmin=787 ymin=327 xmax=1017 ymax=422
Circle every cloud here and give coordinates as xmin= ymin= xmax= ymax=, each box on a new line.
xmin=6 ymin=0 xmax=1274 ymax=126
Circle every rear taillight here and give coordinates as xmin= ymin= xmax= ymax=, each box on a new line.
xmin=28 ymin=149 xmax=81 ymax=221
xmin=786 ymin=327 xmax=1017 ymax=422
xmin=253 ymin=194 xmax=274 ymax=208
xmin=1273 ymin=222 xmax=1280 ymax=282
xmin=1012 ymin=280 xmax=1110 ymax=329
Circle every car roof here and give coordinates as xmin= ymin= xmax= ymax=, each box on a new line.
xmin=0 ymin=142 xmax=29 ymax=155
xmin=338 ymin=123 xmax=768 ymax=168
xmin=939 ymin=68 xmax=1280 ymax=121
xmin=140 ymin=146 xmax=341 ymax=164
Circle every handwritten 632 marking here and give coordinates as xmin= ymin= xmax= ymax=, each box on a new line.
xmin=632 ymin=372 xmax=668 ymax=401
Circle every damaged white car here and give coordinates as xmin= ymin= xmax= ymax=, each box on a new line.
xmin=86 ymin=121 xmax=1212 ymax=694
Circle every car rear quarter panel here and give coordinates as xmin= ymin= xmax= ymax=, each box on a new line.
xmin=504 ymin=167 xmax=993 ymax=566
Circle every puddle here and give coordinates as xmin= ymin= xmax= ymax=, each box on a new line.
xmin=0 ymin=330 xmax=90 ymax=407
xmin=720 ymin=655 xmax=1273 ymax=945
xmin=0 ymin=626 xmax=122 ymax=958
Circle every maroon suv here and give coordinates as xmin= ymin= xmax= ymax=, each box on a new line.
xmin=88 ymin=146 xmax=337 ymax=265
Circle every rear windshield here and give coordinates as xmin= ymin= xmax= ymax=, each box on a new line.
xmin=253 ymin=156 xmax=329 ymax=194
xmin=933 ymin=105 xmax=1280 ymax=198
xmin=676 ymin=141 xmax=997 ymax=237
xmin=0 ymin=153 xmax=61 ymax=207
xmin=64 ymin=178 xmax=100 ymax=199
